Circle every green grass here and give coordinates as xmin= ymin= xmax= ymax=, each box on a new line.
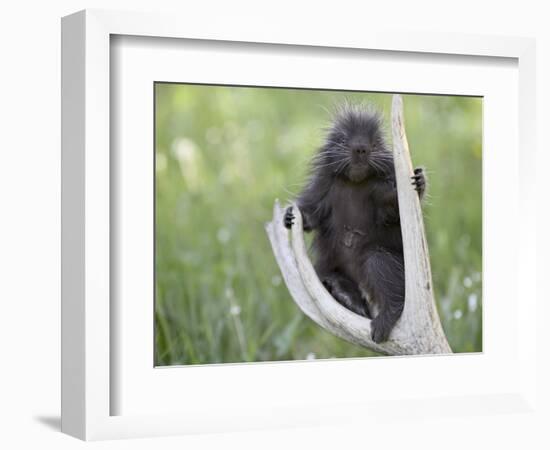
xmin=154 ymin=84 xmax=483 ymax=365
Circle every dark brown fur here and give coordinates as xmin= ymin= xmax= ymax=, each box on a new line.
xmin=284 ymin=104 xmax=426 ymax=343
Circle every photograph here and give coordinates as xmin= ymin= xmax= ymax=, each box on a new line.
xmin=154 ymin=83 xmax=482 ymax=366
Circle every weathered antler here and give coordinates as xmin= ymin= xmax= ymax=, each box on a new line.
xmin=265 ymin=94 xmax=451 ymax=355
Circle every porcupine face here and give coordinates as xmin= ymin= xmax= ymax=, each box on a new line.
xmin=315 ymin=104 xmax=392 ymax=183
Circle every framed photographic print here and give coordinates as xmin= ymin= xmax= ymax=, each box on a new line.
xmin=61 ymin=9 xmax=538 ymax=441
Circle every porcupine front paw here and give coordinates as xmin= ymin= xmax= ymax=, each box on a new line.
xmin=283 ymin=206 xmax=295 ymax=229
xmin=411 ymin=167 xmax=426 ymax=198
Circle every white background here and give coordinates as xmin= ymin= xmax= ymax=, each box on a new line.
xmin=1 ymin=1 xmax=548 ymax=449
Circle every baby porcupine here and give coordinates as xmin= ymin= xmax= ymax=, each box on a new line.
xmin=284 ymin=104 xmax=426 ymax=343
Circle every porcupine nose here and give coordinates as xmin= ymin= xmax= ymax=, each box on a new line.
xmin=352 ymin=145 xmax=368 ymax=161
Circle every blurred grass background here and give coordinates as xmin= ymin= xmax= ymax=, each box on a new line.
xmin=154 ymin=83 xmax=482 ymax=365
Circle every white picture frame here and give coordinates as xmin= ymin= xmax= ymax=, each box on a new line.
xmin=61 ymin=9 xmax=537 ymax=441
